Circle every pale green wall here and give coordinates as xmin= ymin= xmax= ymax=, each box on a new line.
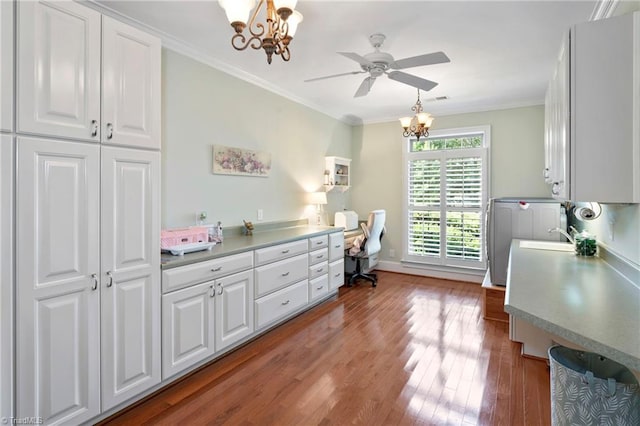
xmin=161 ymin=49 xmax=352 ymax=228
xmin=350 ymin=105 xmax=548 ymax=263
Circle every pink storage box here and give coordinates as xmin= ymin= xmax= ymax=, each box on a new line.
xmin=161 ymin=227 xmax=209 ymax=249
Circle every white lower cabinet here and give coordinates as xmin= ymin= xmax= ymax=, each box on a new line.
xmin=309 ymin=275 xmax=329 ymax=301
xmin=328 ymin=259 xmax=345 ymax=291
xmin=215 ymin=270 xmax=254 ymax=352
xmin=161 ymin=264 xmax=254 ymax=379
xmin=162 ymin=282 xmax=216 ymax=379
xmin=16 ymin=137 xmax=160 ymax=423
xmin=255 ymin=280 xmax=309 ymax=330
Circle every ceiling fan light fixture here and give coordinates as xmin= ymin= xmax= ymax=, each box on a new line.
xmin=219 ymin=0 xmax=303 ymax=64
xmin=400 ymin=90 xmax=434 ymax=141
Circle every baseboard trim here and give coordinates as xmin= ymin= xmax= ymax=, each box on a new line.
xmin=375 ymin=260 xmax=484 ymax=283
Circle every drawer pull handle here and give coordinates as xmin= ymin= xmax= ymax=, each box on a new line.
xmin=211 ymin=267 xmax=222 ymax=272
xmin=218 ymin=283 xmax=224 ymax=295
xmin=90 ymin=273 xmax=98 ymax=291
xmin=334 ymin=245 xmax=341 ymax=248
xmin=316 ymin=241 xmax=323 ymax=245
xmin=106 ymin=271 xmax=113 ymax=287
xmin=90 ymin=120 xmax=98 ymax=137
xmin=316 ymin=286 xmax=324 ymax=290
xmin=316 ymin=255 xmax=323 ymax=259
xmin=281 ymin=249 xmax=290 ymax=254
xmin=281 ymin=300 xmax=290 ymax=305
xmin=210 ymin=285 xmax=215 ymax=298
xmin=316 ymin=268 xmax=323 ymax=273
xmin=106 ymin=122 xmax=114 ymax=139
xmin=334 ymin=273 xmax=341 ymax=277
xmin=281 ymin=272 xmax=290 ymax=277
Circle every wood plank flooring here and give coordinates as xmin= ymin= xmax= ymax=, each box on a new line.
xmin=100 ymin=272 xmax=551 ymax=426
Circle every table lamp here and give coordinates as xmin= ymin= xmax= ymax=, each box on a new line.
xmin=307 ymin=191 xmax=327 ymax=225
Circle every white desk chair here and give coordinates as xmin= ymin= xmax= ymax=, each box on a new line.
xmin=346 ymin=210 xmax=385 ymax=287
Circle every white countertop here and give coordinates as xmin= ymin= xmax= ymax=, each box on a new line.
xmin=505 ymin=239 xmax=640 ymax=371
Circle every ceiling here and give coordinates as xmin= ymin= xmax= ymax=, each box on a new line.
xmin=92 ymin=0 xmax=600 ymax=124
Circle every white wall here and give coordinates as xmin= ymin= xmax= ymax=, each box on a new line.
xmin=350 ymin=105 xmax=548 ymax=264
xmin=161 ymin=49 xmax=352 ymax=229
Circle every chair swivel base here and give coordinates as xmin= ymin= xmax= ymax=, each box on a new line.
xmin=348 ymin=272 xmax=377 ymax=287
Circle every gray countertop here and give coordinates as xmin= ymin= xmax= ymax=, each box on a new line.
xmin=161 ymin=225 xmax=342 ymax=270
xmin=505 ymin=239 xmax=640 ymax=371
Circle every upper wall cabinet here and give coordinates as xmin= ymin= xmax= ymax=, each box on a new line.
xmin=1 ymin=1 xmax=14 ymax=132
xmin=17 ymin=2 xmax=161 ymax=149
xmin=545 ymin=12 xmax=640 ymax=203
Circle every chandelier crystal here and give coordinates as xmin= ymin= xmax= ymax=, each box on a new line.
xmin=399 ymin=89 xmax=434 ymax=141
xmin=219 ymin=0 xmax=303 ymax=64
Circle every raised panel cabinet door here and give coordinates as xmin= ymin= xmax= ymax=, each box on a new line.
xmin=100 ymin=146 xmax=160 ymax=410
xmin=1 ymin=1 xmax=14 ymax=131
xmin=17 ymin=1 xmax=101 ymax=141
xmin=16 ymin=137 xmax=101 ymax=425
xmin=162 ymin=282 xmax=216 ymax=379
xmin=101 ymin=16 xmax=161 ymax=149
xmin=0 ymin=136 xmax=13 ymax=421
xmin=215 ymin=270 xmax=254 ymax=352
xmin=328 ymin=232 xmax=345 ymax=262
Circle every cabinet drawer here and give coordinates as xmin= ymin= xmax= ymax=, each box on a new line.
xmin=328 ymin=232 xmax=345 ymax=261
xmin=328 ymin=259 xmax=344 ymax=290
xmin=308 ymin=248 xmax=328 ymax=265
xmin=309 ymin=235 xmax=328 ymax=250
xmin=162 ymin=251 xmax=253 ymax=293
xmin=309 ymin=275 xmax=329 ymax=301
xmin=255 ymin=280 xmax=308 ymax=329
xmin=309 ymin=261 xmax=328 ymax=280
xmin=254 ymin=254 xmax=308 ymax=298
xmin=254 ymin=239 xmax=308 ymax=266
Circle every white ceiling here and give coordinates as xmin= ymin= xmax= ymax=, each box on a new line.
xmin=92 ymin=0 xmax=600 ymax=124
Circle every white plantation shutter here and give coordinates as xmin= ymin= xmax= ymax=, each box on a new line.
xmin=403 ymin=127 xmax=489 ymax=269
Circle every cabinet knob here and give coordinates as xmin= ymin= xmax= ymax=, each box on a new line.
xmin=90 ymin=273 xmax=98 ymax=291
xmin=106 ymin=123 xmax=114 ymax=140
xmin=106 ymin=271 xmax=113 ymax=287
xmin=90 ymin=120 xmax=98 ymax=137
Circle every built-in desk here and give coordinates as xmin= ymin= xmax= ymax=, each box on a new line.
xmin=505 ymin=239 xmax=640 ymax=372
xmin=344 ymin=228 xmax=364 ymax=250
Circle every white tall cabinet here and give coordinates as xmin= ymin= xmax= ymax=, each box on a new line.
xmin=13 ymin=1 xmax=162 ymax=424
xmin=1 ymin=0 xmax=14 ymax=132
xmin=0 ymin=136 xmax=14 ymax=422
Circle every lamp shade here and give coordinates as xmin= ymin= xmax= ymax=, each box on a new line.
xmin=307 ymin=191 xmax=327 ymax=205
xmin=219 ymin=0 xmax=256 ymax=24
xmin=274 ymin=0 xmax=298 ymax=11
xmin=286 ymin=10 xmax=303 ymax=37
xmin=399 ymin=116 xmax=412 ymax=128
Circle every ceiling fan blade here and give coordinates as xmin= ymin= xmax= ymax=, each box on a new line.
xmin=304 ymin=70 xmax=366 ymax=83
xmin=354 ymin=77 xmax=375 ymax=97
xmin=391 ymin=51 xmax=450 ymax=70
xmin=338 ymin=52 xmax=375 ymax=67
xmin=387 ymin=71 xmax=438 ymax=92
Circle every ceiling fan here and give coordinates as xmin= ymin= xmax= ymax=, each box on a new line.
xmin=304 ymin=33 xmax=450 ymax=97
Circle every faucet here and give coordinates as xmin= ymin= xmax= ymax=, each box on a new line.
xmin=548 ymin=227 xmax=575 ymax=244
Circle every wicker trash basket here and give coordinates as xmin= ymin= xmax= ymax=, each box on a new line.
xmin=549 ymin=345 xmax=640 ymax=426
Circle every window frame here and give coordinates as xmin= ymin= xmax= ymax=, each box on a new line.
xmin=402 ymin=125 xmax=491 ymax=270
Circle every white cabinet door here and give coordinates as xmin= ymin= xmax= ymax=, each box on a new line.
xmin=17 ymin=1 xmax=101 ymax=141
xmin=102 ymin=16 xmax=161 ymax=149
xmin=0 ymin=136 xmax=13 ymax=421
xmin=100 ymin=146 xmax=161 ymax=410
xmin=162 ymin=282 xmax=216 ymax=379
xmin=328 ymin=259 xmax=344 ymax=291
xmin=328 ymin=232 xmax=345 ymax=262
xmin=215 ymin=270 xmax=254 ymax=352
xmin=16 ymin=137 xmax=101 ymax=425
xmin=1 ymin=1 xmax=13 ymax=132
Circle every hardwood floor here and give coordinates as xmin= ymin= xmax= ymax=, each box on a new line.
xmin=100 ymin=272 xmax=551 ymax=426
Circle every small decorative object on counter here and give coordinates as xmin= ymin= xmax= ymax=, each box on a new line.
xmin=209 ymin=221 xmax=224 ymax=243
xmin=243 ymin=220 xmax=254 ymax=236
xmin=574 ymin=231 xmax=597 ymax=256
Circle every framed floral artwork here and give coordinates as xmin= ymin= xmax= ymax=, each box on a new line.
xmin=212 ymin=145 xmax=272 ymax=177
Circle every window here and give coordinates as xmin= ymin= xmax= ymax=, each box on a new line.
xmin=403 ymin=126 xmax=489 ymax=269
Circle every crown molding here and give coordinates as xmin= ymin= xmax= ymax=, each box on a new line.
xmin=590 ymin=0 xmax=619 ymax=21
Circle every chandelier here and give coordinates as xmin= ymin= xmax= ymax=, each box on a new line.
xmin=399 ymin=89 xmax=434 ymax=141
xmin=219 ymin=0 xmax=303 ymax=64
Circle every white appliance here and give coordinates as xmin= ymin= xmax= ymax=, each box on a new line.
xmin=334 ymin=211 xmax=359 ymax=231
xmin=487 ymin=198 xmax=565 ymax=286
xmin=487 ymin=197 xmax=568 ymax=359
